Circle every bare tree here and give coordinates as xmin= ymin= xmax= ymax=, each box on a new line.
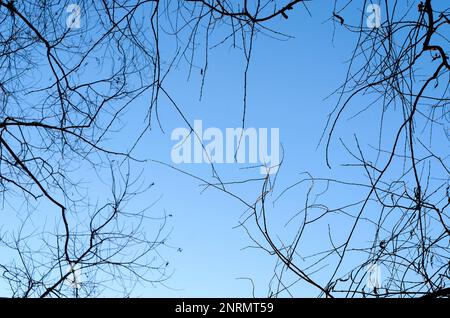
xmin=0 ymin=0 xmax=172 ymax=297
xmin=0 ymin=0 xmax=312 ymax=297
xmin=219 ymin=0 xmax=450 ymax=298
xmin=0 ymin=0 xmax=448 ymax=298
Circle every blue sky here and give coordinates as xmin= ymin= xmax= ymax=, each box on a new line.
xmin=2 ymin=0 xmax=446 ymax=298
xmin=116 ymin=2 xmax=363 ymax=297
xmin=91 ymin=1 xmax=392 ymax=297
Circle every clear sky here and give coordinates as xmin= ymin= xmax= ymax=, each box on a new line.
xmin=116 ymin=1 xmax=367 ymax=297
xmin=1 ymin=0 xmax=446 ymax=298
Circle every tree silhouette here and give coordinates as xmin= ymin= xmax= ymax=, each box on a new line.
xmin=222 ymin=0 xmax=450 ymax=298
xmin=0 ymin=0 xmax=448 ymax=298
